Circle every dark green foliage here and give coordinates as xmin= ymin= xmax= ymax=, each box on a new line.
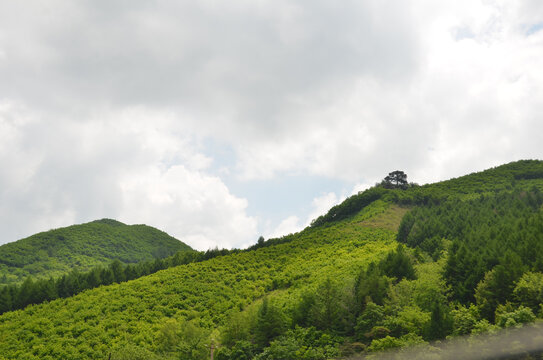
xmin=381 ymin=170 xmax=409 ymax=190
xmin=354 ymin=263 xmax=390 ymax=309
xmin=378 ymin=244 xmax=416 ymax=282
xmin=312 ymin=277 xmax=344 ymax=332
xmin=254 ymin=298 xmax=287 ymax=348
xmin=399 ymin=189 xmax=543 ymax=304
xmin=424 ymin=300 xmax=453 ymax=341
xmin=215 ymin=340 xmax=255 ymax=360
xmin=291 ymin=290 xmax=317 ymax=328
xmin=475 ymin=252 xmax=525 ymax=321
xmin=0 ymin=219 xmax=192 ymax=285
xmin=355 ymin=302 xmax=385 ymax=340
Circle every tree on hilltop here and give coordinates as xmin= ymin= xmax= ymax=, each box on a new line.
xmin=381 ymin=170 xmax=408 ymax=189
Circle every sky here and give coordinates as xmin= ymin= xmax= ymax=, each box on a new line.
xmin=0 ymin=1 xmax=542 ymax=250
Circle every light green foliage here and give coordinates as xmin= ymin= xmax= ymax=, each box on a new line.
xmin=175 ymin=319 xmax=210 ymax=360
xmin=411 ymin=260 xmax=448 ymax=311
xmin=367 ymin=333 xmax=426 ymax=352
xmin=220 ymin=308 xmax=255 ymax=348
xmin=495 ymin=305 xmax=536 ymax=328
xmin=254 ymin=327 xmax=342 ymax=360
xmin=155 ymin=317 xmax=211 ymax=359
xmin=383 ymin=306 xmax=431 ymax=338
xmin=0 ymin=219 xmax=191 ymax=285
xmin=385 ymin=260 xmax=446 ymax=312
xmin=109 ymin=344 xmax=162 ymax=360
xmin=471 ymin=319 xmax=499 ymax=335
xmin=513 ymin=272 xmax=543 ymax=313
xmin=452 ymin=305 xmax=479 ymax=335
xmin=0 ymin=204 xmax=397 ymax=359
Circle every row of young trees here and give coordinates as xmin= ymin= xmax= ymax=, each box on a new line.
xmin=0 ymin=247 xmax=233 ymax=314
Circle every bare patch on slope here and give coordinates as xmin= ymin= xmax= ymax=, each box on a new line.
xmin=359 ymin=205 xmax=410 ymax=232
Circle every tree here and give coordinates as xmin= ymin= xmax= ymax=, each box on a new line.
xmin=513 ymin=272 xmax=543 ymax=312
xmin=355 ymin=302 xmax=385 ymax=340
xmin=254 ymin=298 xmax=287 ymax=349
xmin=157 ymin=318 xmax=210 ymax=360
xmin=425 ymin=301 xmax=452 ymax=341
xmin=379 ymin=245 xmax=416 ymax=283
xmin=381 ymin=171 xmax=408 ymax=190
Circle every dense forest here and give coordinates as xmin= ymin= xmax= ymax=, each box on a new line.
xmin=0 ymin=160 xmax=542 ymax=359
xmin=0 ymin=219 xmax=192 ymax=285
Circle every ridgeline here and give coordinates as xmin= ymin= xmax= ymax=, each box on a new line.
xmin=0 ymin=219 xmax=192 ymax=285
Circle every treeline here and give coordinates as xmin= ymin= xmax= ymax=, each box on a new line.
xmin=398 ymin=187 xmax=543 ymax=320
xmin=0 ymin=247 xmax=231 ymax=314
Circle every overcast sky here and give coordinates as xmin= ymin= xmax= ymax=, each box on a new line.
xmin=1 ymin=1 xmax=542 ymax=250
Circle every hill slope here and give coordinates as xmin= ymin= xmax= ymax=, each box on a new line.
xmin=0 ymin=219 xmax=192 ymax=285
xmin=0 ymin=201 xmax=400 ymax=359
xmin=1 ymin=160 xmax=543 ymax=360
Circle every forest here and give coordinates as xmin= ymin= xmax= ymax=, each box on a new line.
xmin=0 ymin=219 xmax=191 ymax=285
xmin=0 ymin=160 xmax=543 ymax=359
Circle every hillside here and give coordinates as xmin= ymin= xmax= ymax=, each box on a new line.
xmin=0 ymin=160 xmax=542 ymax=360
xmin=0 ymin=219 xmax=192 ymax=285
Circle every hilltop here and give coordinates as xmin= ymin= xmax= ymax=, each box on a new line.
xmin=0 ymin=219 xmax=192 ymax=285
xmin=0 ymin=160 xmax=542 ymax=360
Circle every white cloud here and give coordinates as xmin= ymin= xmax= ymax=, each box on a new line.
xmin=266 ymin=192 xmax=341 ymax=239
xmin=267 ymin=216 xmax=301 ymax=239
xmin=0 ymin=103 xmax=257 ymax=249
xmin=1 ymin=1 xmax=543 ymax=249
xmin=120 ymin=164 xmax=257 ymax=251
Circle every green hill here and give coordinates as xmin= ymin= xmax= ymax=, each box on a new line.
xmin=0 ymin=219 xmax=192 ymax=285
xmin=0 ymin=160 xmax=543 ymax=360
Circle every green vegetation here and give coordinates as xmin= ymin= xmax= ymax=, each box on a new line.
xmin=0 ymin=219 xmax=192 ymax=285
xmin=1 ymin=160 xmax=543 ymax=359
xmin=0 ymin=248 xmax=231 ymax=315
xmin=0 ymin=202 xmax=398 ymax=359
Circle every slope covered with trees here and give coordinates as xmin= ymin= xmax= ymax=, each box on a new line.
xmin=0 ymin=160 xmax=543 ymax=359
xmin=0 ymin=219 xmax=192 ymax=285
xmin=0 ymin=201 xmax=399 ymax=359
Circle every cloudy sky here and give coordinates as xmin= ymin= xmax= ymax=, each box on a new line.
xmin=1 ymin=1 xmax=542 ymax=250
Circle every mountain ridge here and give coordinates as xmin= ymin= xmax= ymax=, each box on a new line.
xmin=0 ymin=218 xmax=192 ymax=285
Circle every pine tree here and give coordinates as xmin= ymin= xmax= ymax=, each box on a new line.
xmin=254 ymin=298 xmax=286 ymax=349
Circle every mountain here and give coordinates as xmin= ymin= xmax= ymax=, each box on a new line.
xmin=0 ymin=219 xmax=192 ymax=285
xmin=0 ymin=160 xmax=542 ymax=360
